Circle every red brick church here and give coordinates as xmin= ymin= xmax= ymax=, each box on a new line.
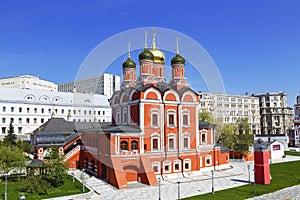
xmin=79 ymin=32 xmax=230 ymax=189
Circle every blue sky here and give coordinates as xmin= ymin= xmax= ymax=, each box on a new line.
xmin=0 ymin=1 xmax=299 ymax=107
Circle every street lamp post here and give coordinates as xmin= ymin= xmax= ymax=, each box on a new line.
xmin=4 ymin=174 xmax=7 ymax=200
xmin=177 ymin=180 xmax=181 ymax=200
xmin=158 ymin=177 xmax=161 ymax=200
xmin=19 ymin=194 xmax=26 ymax=200
xmin=81 ymin=169 xmax=85 ymax=193
xmin=72 ymin=161 xmax=75 ymax=182
xmin=247 ymin=164 xmax=251 ymax=185
xmin=253 ymin=169 xmax=256 ymax=194
xmin=211 ymin=170 xmax=214 ymax=194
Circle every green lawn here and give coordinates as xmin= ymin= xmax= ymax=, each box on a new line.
xmin=184 ymin=160 xmax=300 ymax=200
xmin=285 ymin=151 xmax=300 ymax=156
xmin=0 ymin=175 xmax=88 ymax=200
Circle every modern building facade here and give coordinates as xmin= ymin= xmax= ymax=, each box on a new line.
xmin=254 ymin=92 xmax=293 ymax=135
xmin=79 ymin=33 xmax=230 ymax=189
xmin=58 ymin=73 xmax=121 ymax=97
xmin=0 ymin=75 xmax=58 ymax=91
xmin=199 ymin=93 xmax=260 ymax=134
xmin=293 ymin=95 xmax=300 ymax=145
xmin=0 ymin=87 xmax=111 ymax=140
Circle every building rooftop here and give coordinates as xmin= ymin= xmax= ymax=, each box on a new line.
xmin=0 ymin=86 xmax=110 ymax=107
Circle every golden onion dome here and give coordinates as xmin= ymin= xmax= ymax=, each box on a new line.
xmin=149 ymin=29 xmax=165 ymax=64
xmin=150 ymin=48 xmax=165 ymax=64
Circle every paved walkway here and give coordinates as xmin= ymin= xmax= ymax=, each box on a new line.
xmin=46 ymin=155 xmax=300 ymax=200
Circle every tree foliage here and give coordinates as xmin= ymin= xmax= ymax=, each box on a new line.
xmin=217 ymin=118 xmax=253 ymax=152
xmin=20 ymin=174 xmax=51 ymax=195
xmin=199 ymin=110 xmax=215 ymax=123
xmin=237 ymin=117 xmax=251 ymax=134
xmin=3 ymin=121 xmax=17 ymax=146
xmin=17 ymin=139 xmax=33 ymax=154
xmin=44 ymin=147 xmax=69 ymax=187
xmin=0 ymin=146 xmax=26 ymax=174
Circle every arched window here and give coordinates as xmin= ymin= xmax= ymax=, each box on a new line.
xmin=120 ymin=141 xmax=128 ymax=150
xmin=131 ymin=140 xmax=138 ymax=150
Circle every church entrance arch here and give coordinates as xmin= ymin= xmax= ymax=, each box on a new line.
xmin=123 ymin=164 xmax=139 ymax=182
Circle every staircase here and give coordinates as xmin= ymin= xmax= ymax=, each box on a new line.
xmin=71 ymin=169 xmax=117 ymax=196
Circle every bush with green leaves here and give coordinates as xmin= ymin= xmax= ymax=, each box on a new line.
xmin=20 ymin=175 xmax=50 ymax=195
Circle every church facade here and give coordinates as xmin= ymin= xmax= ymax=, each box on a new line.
xmin=79 ymin=33 xmax=230 ymax=189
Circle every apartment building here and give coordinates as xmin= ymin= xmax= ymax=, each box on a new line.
xmin=0 ymin=87 xmax=111 ymax=140
xmin=293 ymin=95 xmax=300 ymax=145
xmin=199 ymin=92 xmax=260 ymax=134
xmin=254 ymin=92 xmax=293 ymax=135
xmin=58 ymin=73 xmax=120 ymax=97
xmin=0 ymin=75 xmax=58 ymax=91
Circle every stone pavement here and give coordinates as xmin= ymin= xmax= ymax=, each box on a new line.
xmin=247 ymin=184 xmax=300 ymax=200
xmin=46 ymin=155 xmax=300 ymax=200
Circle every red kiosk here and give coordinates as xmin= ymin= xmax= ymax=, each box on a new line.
xmin=254 ymin=139 xmax=271 ymax=184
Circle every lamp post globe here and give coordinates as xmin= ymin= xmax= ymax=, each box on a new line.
xmin=19 ymin=194 xmax=26 ymax=200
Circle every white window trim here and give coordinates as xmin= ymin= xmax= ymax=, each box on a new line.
xmin=168 ymin=134 xmax=176 ymax=151
xmin=151 ymin=134 xmax=160 ymax=151
xmin=200 ymin=156 xmax=203 ymax=167
xmin=152 ymin=162 xmax=161 ymax=174
xmin=183 ymin=159 xmax=191 ymax=171
xmin=200 ymin=130 xmax=207 ymax=144
xmin=173 ymin=160 xmax=181 ymax=173
xmin=116 ymin=109 xmax=121 ymax=124
xmin=163 ymin=160 xmax=172 ymax=174
xmin=182 ymin=110 xmax=190 ymax=127
xmin=122 ymin=108 xmax=127 ymax=124
xmin=205 ymin=155 xmax=212 ymax=166
xmin=151 ymin=108 xmax=160 ymax=128
xmin=182 ymin=133 xmax=190 ymax=149
xmin=167 ymin=110 xmax=177 ymax=128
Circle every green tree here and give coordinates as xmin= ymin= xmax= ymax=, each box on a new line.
xmin=218 ymin=119 xmax=254 ymax=153
xmin=20 ymin=174 xmax=50 ymax=194
xmin=217 ymin=124 xmax=238 ymax=150
xmin=17 ymin=139 xmax=33 ymax=154
xmin=3 ymin=121 xmax=17 ymax=146
xmin=237 ymin=117 xmax=251 ymax=134
xmin=199 ymin=110 xmax=214 ymax=123
xmin=235 ymin=117 xmax=253 ymax=151
xmin=0 ymin=146 xmax=26 ymax=174
xmin=44 ymin=147 xmax=69 ymax=187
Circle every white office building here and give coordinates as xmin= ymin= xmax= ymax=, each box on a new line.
xmin=58 ymin=73 xmax=120 ymax=97
xmin=0 ymin=87 xmax=111 ymax=140
xmin=0 ymin=75 xmax=58 ymax=91
xmin=199 ymin=92 xmax=260 ymax=134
